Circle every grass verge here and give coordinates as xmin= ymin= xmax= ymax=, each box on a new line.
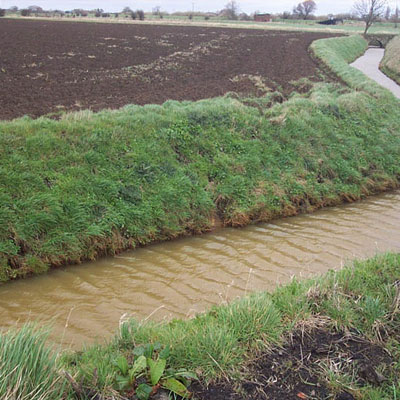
xmin=0 ymin=36 xmax=400 ymax=282
xmin=380 ymin=35 xmax=400 ymax=85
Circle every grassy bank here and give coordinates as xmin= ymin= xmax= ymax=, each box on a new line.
xmin=2 ymin=253 xmax=399 ymax=398
xmin=1 ymin=35 xmax=400 ymax=282
xmin=380 ymin=35 xmax=400 ymax=85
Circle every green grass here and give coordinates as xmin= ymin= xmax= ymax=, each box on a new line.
xmin=311 ymin=34 xmax=394 ymax=97
xmin=380 ymin=35 xmax=400 ymax=85
xmin=0 ymin=36 xmax=400 ymax=282
xmin=0 ymin=324 xmax=72 ymax=399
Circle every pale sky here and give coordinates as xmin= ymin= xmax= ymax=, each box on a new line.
xmin=0 ymin=0 xmax=399 ymax=15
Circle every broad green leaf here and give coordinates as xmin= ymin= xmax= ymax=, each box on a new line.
xmin=114 ymin=355 xmax=129 ymax=375
xmin=162 ymin=378 xmax=191 ymax=398
xmin=130 ymin=355 xmax=147 ymax=378
xmin=174 ymin=370 xmax=198 ymax=381
xmin=148 ymin=358 xmax=166 ymax=385
xmin=115 ymin=374 xmax=131 ymax=390
xmin=159 ymin=344 xmax=170 ymax=360
xmin=136 ymin=383 xmax=153 ymax=400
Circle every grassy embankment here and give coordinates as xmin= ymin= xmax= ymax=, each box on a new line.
xmin=1 ymin=35 xmax=400 ymax=282
xmin=380 ymin=35 xmax=400 ymax=85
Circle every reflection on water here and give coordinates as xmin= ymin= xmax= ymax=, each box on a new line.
xmin=1 ymin=192 xmax=400 ymax=348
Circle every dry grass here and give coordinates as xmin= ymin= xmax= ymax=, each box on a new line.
xmin=380 ymin=35 xmax=400 ymax=85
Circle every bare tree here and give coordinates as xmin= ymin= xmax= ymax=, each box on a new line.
xmin=385 ymin=5 xmax=391 ymax=20
xmin=353 ymin=0 xmax=387 ymax=34
xmin=222 ymin=1 xmax=239 ymax=20
xmin=293 ymin=0 xmax=317 ymax=20
xmin=394 ymin=6 xmax=399 ymax=28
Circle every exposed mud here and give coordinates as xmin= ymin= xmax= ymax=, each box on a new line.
xmin=191 ymin=326 xmax=395 ymax=400
xmin=0 ymin=19 xmax=339 ymax=120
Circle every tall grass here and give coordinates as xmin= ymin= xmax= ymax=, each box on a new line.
xmin=0 ymin=324 xmax=70 ymax=399
xmin=380 ymin=35 xmax=400 ymax=85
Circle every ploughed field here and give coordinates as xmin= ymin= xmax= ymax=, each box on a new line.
xmin=0 ymin=19 xmax=337 ymax=120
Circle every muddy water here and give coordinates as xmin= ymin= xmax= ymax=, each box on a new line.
xmin=351 ymin=47 xmax=400 ymax=99
xmin=1 ymin=192 xmax=400 ymax=348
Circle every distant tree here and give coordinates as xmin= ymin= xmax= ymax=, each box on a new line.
xmin=21 ymin=9 xmax=31 ymax=16
xmin=385 ymin=6 xmax=391 ymax=20
xmin=0 ymin=9 xmax=5 ymax=17
xmin=94 ymin=8 xmax=103 ymax=17
xmin=222 ymin=0 xmax=239 ymax=20
xmin=136 ymin=9 xmax=145 ymax=20
xmin=131 ymin=10 xmax=137 ymax=19
xmin=122 ymin=6 xmax=132 ymax=13
xmin=28 ymin=5 xmax=43 ymax=13
xmin=353 ymin=0 xmax=387 ymax=34
xmin=9 ymin=6 xmax=18 ymax=12
xmin=394 ymin=6 xmax=399 ymax=28
xmin=239 ymin=12 xmax=251 ymax=20
xmin=282 ymin=11 xmax=292 ymax=19
xmin=152 ymin=6 xmax=161 ymax=15
xmin=293 ymin=0 xmax=317 ymax=19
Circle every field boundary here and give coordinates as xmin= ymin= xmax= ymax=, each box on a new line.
xmin=3 ymin=15 xmax=400 ymax=35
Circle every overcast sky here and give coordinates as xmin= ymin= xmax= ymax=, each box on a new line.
xmin=0 ymin=0 xmax=399 ymax=15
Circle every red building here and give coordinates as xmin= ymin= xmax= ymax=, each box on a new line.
xmin=254 ymin=13 xmax=271 ymax=22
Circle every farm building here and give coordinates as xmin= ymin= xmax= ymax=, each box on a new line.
xmin=254 ymin=13 xmax=272 ymax=22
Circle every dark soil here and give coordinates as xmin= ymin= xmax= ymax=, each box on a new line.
xmin=191 ymin=327 xmax=394 ymax=400
xmin=0 ymin=19 xmax=339 ymax=120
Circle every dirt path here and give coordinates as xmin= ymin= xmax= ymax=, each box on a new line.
xmin=351 ymin=47 xmax=400 ymax=99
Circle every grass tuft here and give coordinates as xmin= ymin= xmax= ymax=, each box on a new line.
xmin=0 ymin=324 xmax=71 ymax=399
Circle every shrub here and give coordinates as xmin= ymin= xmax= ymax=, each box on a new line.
xmin=137 ymin=9 xmax=145 ymax=20
xmin=0 ymin=9 xmax=5 ymax=17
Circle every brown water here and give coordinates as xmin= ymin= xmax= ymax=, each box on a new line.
xmin=1 ymin=192 xmax=400 ymax=349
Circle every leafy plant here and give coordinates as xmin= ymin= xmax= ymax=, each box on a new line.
xmin=113 ymin=342 xmax=196 ymax=399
